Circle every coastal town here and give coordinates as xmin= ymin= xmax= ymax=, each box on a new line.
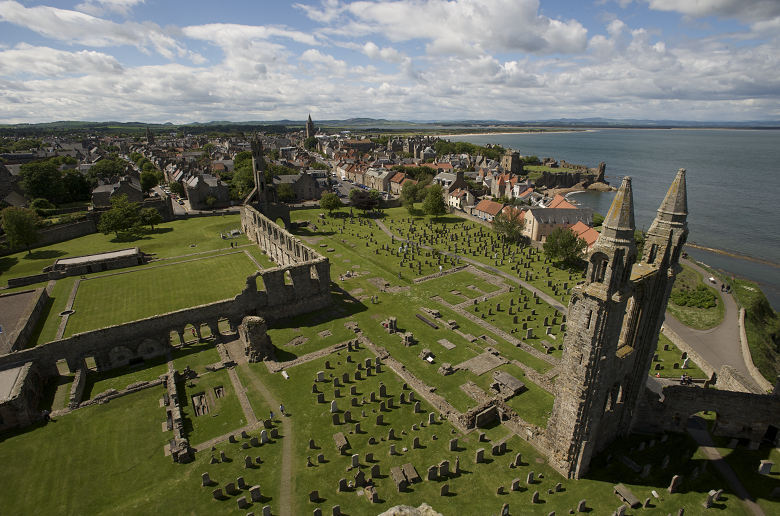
xmin=1 ymin=120 xmax=779 ymax=516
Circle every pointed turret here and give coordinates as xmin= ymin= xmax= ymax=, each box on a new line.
xmin=643 ymin=168 xmax=689 ymax=267
xmin=601 ymin=176 xmax=635 ymax=241
xmin=657 ymin=168 xmax=687 ymax=220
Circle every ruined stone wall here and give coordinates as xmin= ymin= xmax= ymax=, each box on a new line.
xmin=638 ymin=384 xmax=780 ymax=441
xmin=241 ymin=205 xmax=324 ymax=267
xmin=0 ymin=262 xmax=331 ymax=377
xmin=0 ymin=362 xmax=45 ymax=432
xmin=68 ymin=366 xmax=86 ymax=409
xmin=1 ymin=287 xmax=48 ymax=353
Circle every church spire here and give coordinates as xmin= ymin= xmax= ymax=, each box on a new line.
xmin=657 ymin=168 xmax=687 ymax=220
xmin=601 ymin=176 xmax=635 ymax=241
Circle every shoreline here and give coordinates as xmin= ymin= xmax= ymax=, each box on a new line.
xmin=684 ymin=243 xmax=780 ymax=269
xmin=434 ymin=129 xmax=598 ymax=138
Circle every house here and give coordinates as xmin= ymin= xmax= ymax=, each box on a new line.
xmin=91 ymin=177 xmax=143 ymax=207
xmin=432 ymin=170 xmax=468 ymax=194
xmin=447 ymin=188 xmax=475 ymax=211
xmin=364 ymin=168 xmax=392 ymax=192
xmin=522 ymin=207 xmax=593 ymax=242
xmin=185 ymin=173 xmax=230 ymax=208
xmin=545 ymin=194 xmax=577 ymax=210
xmin=568 ymin=220 xmax=601 ymax=251
xmin=274 ymin=170 xmax=327 ymax=201
xmin=472 ymin=199 xmax=505 ymax=222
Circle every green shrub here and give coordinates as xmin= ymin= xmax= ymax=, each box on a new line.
xmin=671 ymin=284 xmax=717 ymax=308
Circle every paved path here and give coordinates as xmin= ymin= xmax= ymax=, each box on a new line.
xmin=374 ymin=219 xmax=568 ymax=314
xmin=687 ymin=416 xmax=765 ymax=516
xmin=665 ymin=259 xmax=759 ymax=390
xmin=238 ymin=363 xmax=294 ymax=516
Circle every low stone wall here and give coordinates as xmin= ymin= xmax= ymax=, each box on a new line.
xmin=1 ymin=287 xmax=49 ymax=353
xmin=68 ymin=366 xmax=86 ymax=409
xmin=738 ymin=307 xmax=773 ymax=392
xmin=6 ymin=273 xmax=57 ymax=289
xmin=660 ymin=324 xmax=716 ymax=379
xmin=0 ymin=219 xmax=96 ymax=256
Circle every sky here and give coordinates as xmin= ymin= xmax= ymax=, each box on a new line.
xmin=1 ymin=0 xmax=779 ymax=124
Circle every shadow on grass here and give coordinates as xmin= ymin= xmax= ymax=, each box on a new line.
xmin=22 ymin=249 xmax=67 ymax=261
xmin=0 ymin=255 xmax=19 ymax=275
xmin=26 ymin=295 xmax=56 ymax=348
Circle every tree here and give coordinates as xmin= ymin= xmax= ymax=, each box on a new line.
xmin=29 ymin=198 xmax=55 ymax=217
xmin=0 ymin=207 xmax=40 ymax=254
xmin=544 ymin=226 xmax=587 ymax=264
xmin=277 ymin=183 xmax=295 ymax=202
xmin=89 ymin=158 xmax=124 ymax=178
xmin=320 ymin=192 xmax=343 ymax=216
xmin=422 ymin=184 xmax=447 ymax=220
xmin=304 ymin=136 xmax=318 ymax=150
xmin=19 ymin=161 xmax=64 ymax=202
xmin=368 ymin=189 xmax=382 ymax=204
xmin=169 ymin=182 xmax=184 ymax=196
xmin=140 ymin=171 xmax=159 ymax=193
xmin=138 ymin=207 xmax=163 ymax=230
xmin=234 ymin=151 xmax=253 ymax=169
xmin=349 ymin=189 xmax=378 ymax=214
xmin=204 ymin=196 xmax=216 ymax=207
xmin=400 ymin=180 xmax=419 ymax=214
xmin=62 ymin=170 xmax=92 ymax=202
xmin=492 ymin=207 xmax=526 ymax=242
xmin=98 ymin=194 xmax=138 ymax=238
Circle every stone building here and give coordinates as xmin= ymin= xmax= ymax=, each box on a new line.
xmin=274 ymin=170 xmax=327 ymax=201
xmin=185 ymin=173 xmax=230 ymax=209
xmin=0 ymin=362 xmax=46 ymax=432
xmin=91 ymin=177 xmax=143 ymax=207
xmin=545 ymin=171 xmax=689 ymax=479
xmin=305 ymin=114 xmax=315 ymax=139
xmin=500 ymin=150 xmax=523 ymax=175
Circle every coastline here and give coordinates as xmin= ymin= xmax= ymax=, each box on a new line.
xmin=433 ymin=129 xmax=598 ymax=138
xmin=684 ymin=243 xmax=780 ymax=269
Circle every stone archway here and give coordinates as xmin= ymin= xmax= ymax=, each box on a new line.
xmin=108 ymin=346 xmax=134 ymax=367
xmin=138 ymin=339 xmax=166 ymax=359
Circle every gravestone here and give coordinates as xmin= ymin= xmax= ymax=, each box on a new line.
xmin=577 ymin=500 xmax=587 ymax=512
xmin=703 ymin=490 xmax=717 ymax=509
xmin=759 ymin=460 xmax=774 ymax=474
xmin=441 ymin=484 xmax=449 ymax=496
xmin=476 ymin=448 xmax=485 ymax=463
xmin=661 ymin=455 xmax=670 ymax=469
xmin=332 ymin=507 xmax=341 ymax=516
xmin=439 ymin=460 xmax=450 ymax=476
xmin=318 ymin=453 xmax=325 ymax=463
xmin=237 ymin=497 xmax=248 ymax=509
xmin=427 ymin=465 xmax=438 ymax=480
xmin=225 ymin=482 xmax=237 ymax=495
xmin=376 ymin=414 xmax=384 ymax=425
xmin=413 ymin=436 xmax=420 ymax=448
xmin=332 ymin=413 xmax=340 ymax=425
xmin=352 ymin=454 xmax=359 ymax=468
xmin=511 ymin=478 xmax=520 ymax=491
xmin=355 ymin=422 xmax=361 ymax=433
xmin=388 ymin=428 xmax=395 ymax=440
xmin=532 ymin=491 xmax=539 ymax=503
xmin=527 ymin=471 xmax=535 ymax=484
xmin=390 ymin=444 xmax=396 ymax=455
xmin=261 ymin=430 xmax=269 ymax=443
xmin=351 ymin=397 xmax=358 ymax=407
xmin=317 ymin=393 xmax=325 ymax=403
xmin=263 ymin=506 xmax=271 ymax=516
xmin=331 ymin=400 xmax=338 ymax=413
xmin=501 ymin=503 xmax=509 ymax=515
xmin=344 ymin=410 xmax=352 ymax=422
xmin=338 ymin=478 xmax=347 ymax=492
xmin=641 ymin=464 xmax=652 ymax=478
xmin=202 ymin=472 xmax=211 ymax=487
xmin=514 ymin=453 xmax=522 ymax=467
xmin=350 ymin=385 xmax=357 ymax=395
xmin=237 ymin=476 xmax=246 ymax=489
xmin=250 ymin=485 xmax=262 ymax=502
xmin=449 ymin=438 xmax=458 ymax=451
xmin=668 ymin=475 xmax=682 ymax=493
xmin=245 ymin=456 xmax=252 ymax=468
xmin=317 ymin=371 xmax=325 ymax=382
xmin=212 ymin=488 xmax=223 ymax=499
xmin=250 ymin=436 xmax=259 ymax=446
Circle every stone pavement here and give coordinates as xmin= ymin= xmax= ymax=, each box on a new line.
xmin=373 ymin=219 xmax=568 ymax=314
xmin=686 ymin=415 xmax=766 ymax=516
xmin=664 ymin=259 xmax=759 ymax=391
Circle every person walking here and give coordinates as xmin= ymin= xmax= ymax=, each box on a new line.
xmin=279 ymin=404 xmax=285 ymax=416
xmin=270 ymin=410 xmax=275 ymax=421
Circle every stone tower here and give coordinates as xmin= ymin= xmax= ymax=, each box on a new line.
xmin=246 ymin=137 xmax=268 ymax=211
xmin=146 ymin=126 xmax=155 ymax=145
xmin=545 ymin=171 xmax=688 ymax=479
xmin=305 ymin=114 xmax=315 ymax=139
xmin=500 ymin=150 xmax=523 ymax=175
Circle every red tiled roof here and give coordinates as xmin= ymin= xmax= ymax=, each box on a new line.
xmin=569 ymin=220 xmax=600 ymax=247
xmin=474 ymin=199 xmax=504 ymax=216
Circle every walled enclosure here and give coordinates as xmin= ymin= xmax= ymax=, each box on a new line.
xmin=0 ymin=205 xmax=331 ymax=428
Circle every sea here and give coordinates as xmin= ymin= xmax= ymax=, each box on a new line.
xmin=444 ymin=129 xmax=780 ymax=311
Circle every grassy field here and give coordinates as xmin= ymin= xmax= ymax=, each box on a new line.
xmin=64 ymin=252 xmax=259 ymax=336
xmin=666 ymin=264 xmax=725 ymax=330
xmin=0 ymin=214 xmax=249 ymax=287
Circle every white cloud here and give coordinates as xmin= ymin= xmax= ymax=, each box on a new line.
xmin=295 ymin=0 xmax=589 ymax=56
xmin=0 ymin=1 xmax=192 ymax=60
xmin=645 ymin=0 xmax=780 ymax=23
xmin=362 ymin=42 xmax=405 ymax=63
xmin=75 ymin=0 xmax=145 ymax=17
xmin=0 ymin=43 xmax=124 ymax=76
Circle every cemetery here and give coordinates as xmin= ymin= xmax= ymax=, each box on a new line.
xmin=1 ymin=172 xmax=779 ymax=515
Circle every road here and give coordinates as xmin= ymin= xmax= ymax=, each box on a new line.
xmin=664 ymin=259 xmax=761 ymax=391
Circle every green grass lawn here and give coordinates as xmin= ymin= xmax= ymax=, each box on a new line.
xmin=666 ymin=265 xmax=725 ymax=330
xmin=712 ymin=436 xmax=780 ymax=514
xmin=64 ymin=252 xmax=259 ymax=336
xmin=171 ymin=340 xmax=222 ymax=375
xmin=0 ymin=214 xmax=249 ymax=287
xmin=82 ymin=355 xmax=169 ymax=399
xmin=178 ymin=368 xmax=248 ymax=445
xmin=0 ymin=386 xmax=284 ymax=516
xmin=26 ymin=275 xmax=77 ymax=347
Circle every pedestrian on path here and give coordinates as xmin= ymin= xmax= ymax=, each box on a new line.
xmin=42 ymin=409 xmax=51 ymax=422
xmin=279 ymin=404 xmax=285 ymax=416
xmin=270 ymin=410 xmax=275 ymax=421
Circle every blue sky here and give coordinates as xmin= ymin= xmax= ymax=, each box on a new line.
xmin=1 ymin=0 xmax=779 ymax=123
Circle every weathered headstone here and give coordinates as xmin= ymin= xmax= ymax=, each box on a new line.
xmin=527 ymin=471 xmax=535 ymax=484
xmin=668 ymin=475 xmax=682 ymax=493
xmin=476 ymin=448 xmax=485 ymax=463
xmin=449 ymin=438 xmax=458 ymax=451
xmin=202 ymin=472 xmax=211 ymax=487
xmin=250 ymin=485 xmax=262 ymax=502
